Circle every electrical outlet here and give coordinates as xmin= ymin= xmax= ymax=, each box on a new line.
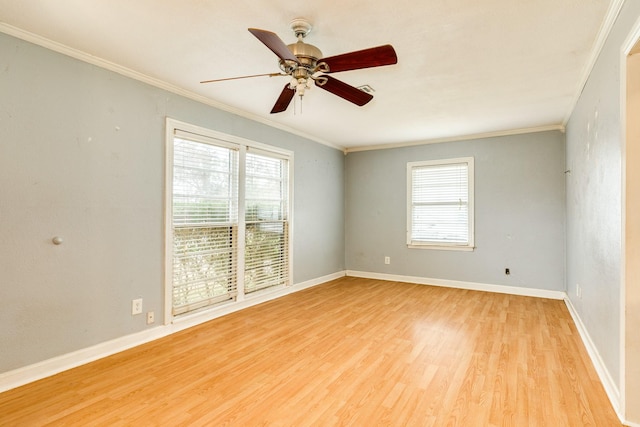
xmin=146 ymin=311 xmax=155 ymax=324
xmin=132 ymin=298 xmax=143 ymax=315
xmin=505 ymin=268 xmax=510 ymax=275
xmin=384 ymin=256 xmax=390 ymax=265
xmin=576 ymin=284 xmax=582 ymax=299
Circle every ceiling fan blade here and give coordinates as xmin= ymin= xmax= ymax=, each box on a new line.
xmin=315 ymin=75 xmax=373 ymax=107
xmin=271 ymin=84 xmax=296 ymax=114
xmin=200 ymin=73 xmax=285 ymax=84
xmin=318 ymin=45 xmax=397 ymax=73
xmin=248 ymin=28 xmax=300 ymax=64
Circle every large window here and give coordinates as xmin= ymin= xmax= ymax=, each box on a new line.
xmin=166 ymin=120 xmax=292 ymax=318
xmin=407 ymin=157 xmax=474 ymax=250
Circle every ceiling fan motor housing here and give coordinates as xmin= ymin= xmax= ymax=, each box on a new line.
xmin=288 ymin=40 xmax=322 ymax=65
xmin=282 ymin=40 xmax=323 ymax=80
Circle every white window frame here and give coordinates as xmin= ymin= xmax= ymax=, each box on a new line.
xmin=164 ymin=118 xmax=293 ymax=324
xmin=407 ymin=157 xmax=475 ymax=251
xmin=243 ymin=147 xmax=291 ymax=295
xmin=170 ymin=133 xmax=240 ymax=316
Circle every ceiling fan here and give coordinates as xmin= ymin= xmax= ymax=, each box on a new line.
xmin=201 ymin=18 xmax=398 ymax=114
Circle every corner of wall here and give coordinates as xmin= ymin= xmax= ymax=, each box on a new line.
xmin=563 ymin=296 xmax=622 ymax=421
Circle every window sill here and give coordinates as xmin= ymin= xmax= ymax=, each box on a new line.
xmin=407 ymin=244 xmax=475 ymax=252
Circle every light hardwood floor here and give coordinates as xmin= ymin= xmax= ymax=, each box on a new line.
xmin=0 ymin=277 xmax=622 ymax=426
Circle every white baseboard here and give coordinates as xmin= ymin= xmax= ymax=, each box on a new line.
xmin=0 ymin=271 xmax=346 ymax=393
xmin=5 ymin=267 xmax=624 ymax=426
xmin=347 ymin=270 xmax=632 ymax=424
xmin=346 ymin=270 xmax=567 ymax=300
xmin=0 ymin=326 xmax=168 ymax=394
xmin=294 ymin=270 xmax=346 ymax=291
xmin=563 ymin=297 xmax=624 ymax=424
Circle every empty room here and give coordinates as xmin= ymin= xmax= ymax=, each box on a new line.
xmin=1 ymin=0 xmax=639 ymax=425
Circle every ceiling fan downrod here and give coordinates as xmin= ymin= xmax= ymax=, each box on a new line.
xmin=279 ymin=18 xmax=323 ymax=99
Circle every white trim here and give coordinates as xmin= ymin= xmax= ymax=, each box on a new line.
xmin=620 ymin=14 xmax=640 ymax=426
xmin=0 ymin=23 xmax=342 ymax=152
xmin=237 ymin=145 xmax=247 ymax=302
xmin=173 ymin=129 xmax=241 ymax=151
xmin=407 ymin=244 xmax=475 ymax=251
xmin=562 ymin=0 xmax=626 ymax=126
xmin=345 ymin=125 xmax=564 ymax=153
xmin=621 ymin=28 xmax=629 ymax=427
xmin=0 ymin=23 xmax=566 ymax=155
xmin=563 ymin=297 xmax=624 ymax=423
xmin=165 ymin=117 xmax=294 ymax=321
xmin=407 ymin=157 xmax=475 ymax=250
xmin=345 ymin=271 xmax=631 ymax=421
xmin=287 ymin=156 xmax=295 ymax=291
xmin=0 ymin=271 xmax=346 ymax=393
xmin=294 ymin=271 xmax=346 ymax=290
xmin=0 ymin=326 xmax=167 ymax=394
xmin=163 ymin=120 xmax=174 ymax=325
xmin=167 ymin=118 xmax=293 ymax=158
xmin=345 ymin=270 xmax=567 ymax=300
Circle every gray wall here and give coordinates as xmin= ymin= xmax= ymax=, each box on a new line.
xmin=0 ymin=33 xmax=345 ymax=373
xmin=345 ymin=131 xmax=566 ymax=291
xmin=3 ymin=1 xmax=635 ymax=394
xmin=565 ymin=0 xmax=640 ymax=391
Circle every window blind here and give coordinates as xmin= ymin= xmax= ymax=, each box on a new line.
xmin=167 ymin=121 xmax=293 ymax=318
xmin=244 ymin=152 xmax=289 ymax=293
xmin=172 ymin=137 xmax=239 ymax=315
xmin=409 ymin=159 xmax=472 ymax=246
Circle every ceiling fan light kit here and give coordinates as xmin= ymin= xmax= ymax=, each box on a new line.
xmin=203 ymin=17 xmax=397 ymax=114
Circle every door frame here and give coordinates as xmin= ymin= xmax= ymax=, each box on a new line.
xmin=620 ymin=16 xmax=640 ymax=425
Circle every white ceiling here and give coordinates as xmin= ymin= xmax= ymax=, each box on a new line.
xmin=0 ymin=0 xmax=616 ymax=150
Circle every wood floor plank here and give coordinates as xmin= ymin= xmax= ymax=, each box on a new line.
xmin=0 ymin=277 xmax=622 ymax=426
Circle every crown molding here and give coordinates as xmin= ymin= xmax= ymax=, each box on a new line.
xmin=344 ymin=124 xmax=565 ymax=153
xmin=0 ymin=23 xmax=344 ymax=152
xmin=562 ymin=0 xmax=626 ymax=126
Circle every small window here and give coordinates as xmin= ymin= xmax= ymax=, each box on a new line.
xmin=407 ymin=157 xmax=474 ymax=250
